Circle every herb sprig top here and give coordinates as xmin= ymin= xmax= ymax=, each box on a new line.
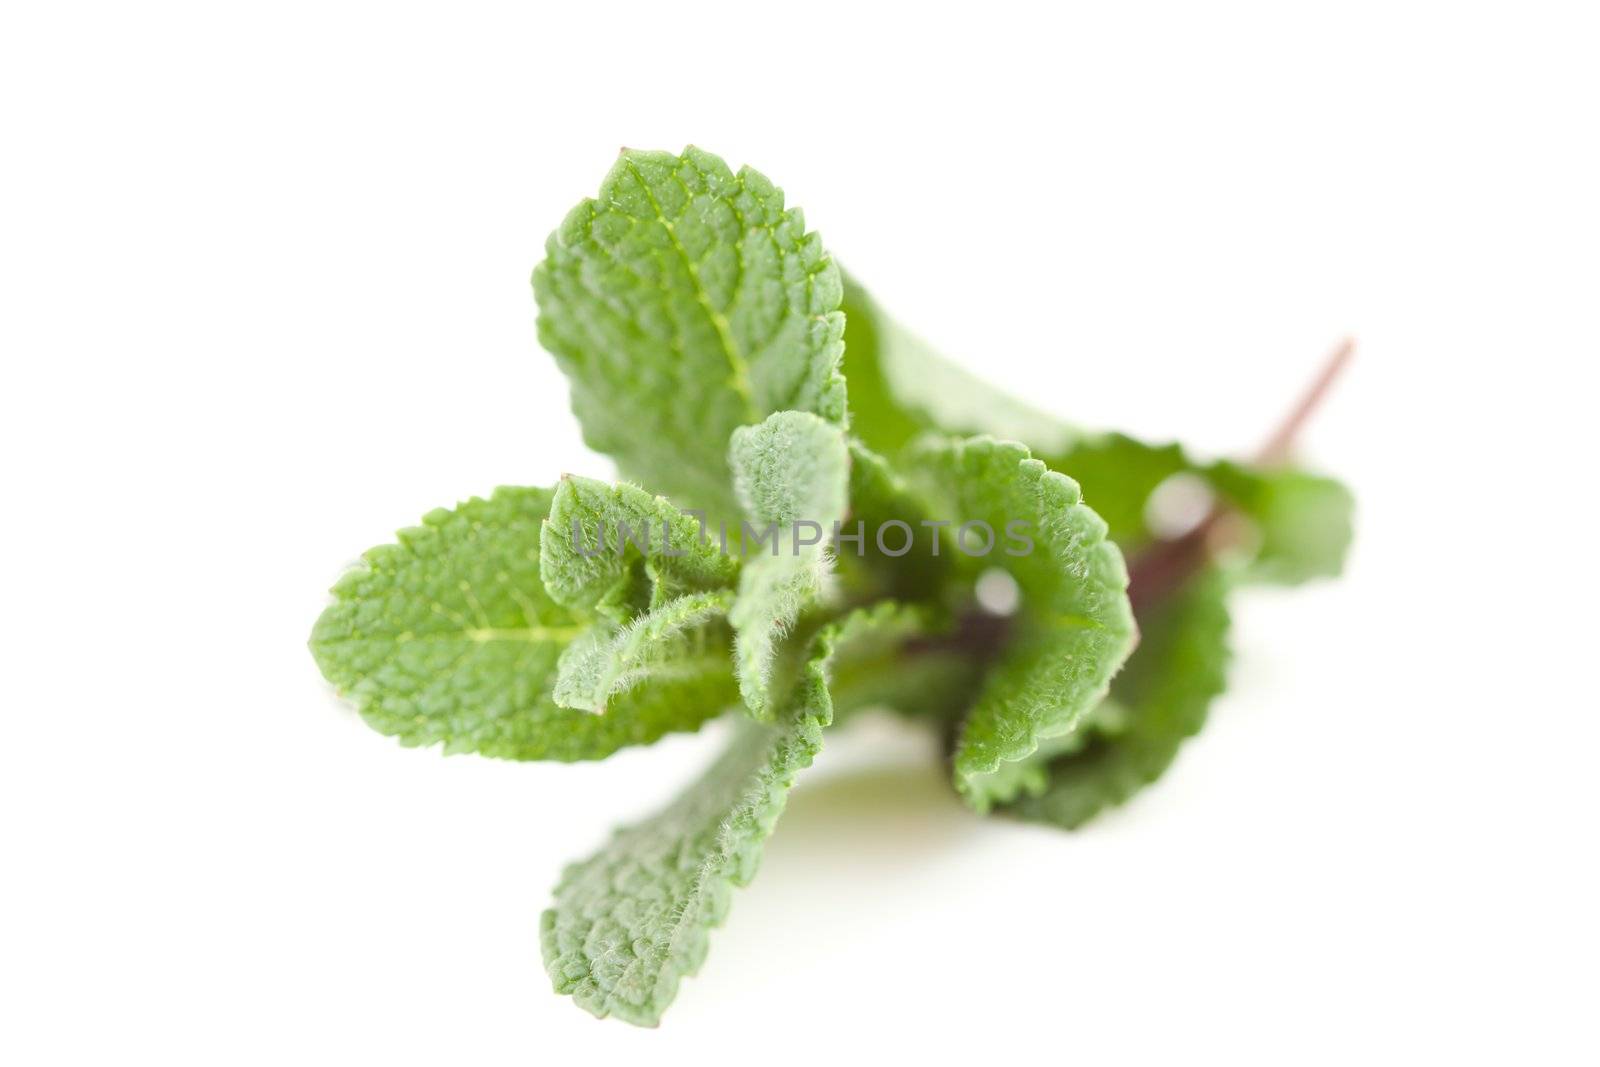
xmin=309 ymin=146 xmax=1352 ymax=1027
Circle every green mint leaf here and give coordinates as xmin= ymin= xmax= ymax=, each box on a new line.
xmin=839 ymin=274 xmax=1079 ymax=456
xmin=1047 ymin=433 xmax=1354 ymax=582
xmin=728 ymin=555 xmax=823 ymax=719
xmin=309 ymin=487 xmax=723 ymax=760
xmin=1039 ymin=434 xmax=1195 ymax=549
xmin=542 ymin=715 xmax=816 ymax=1026
xmin=959 ymin=730 xmax=1090 ymax=808
xmin=730 ymin=410 xmax=850 ymax=528
xmin=905 ymin=437 xmax=1137 ymax=810
xmin=837 ymin=439 xmax=950 ymax=600
xmin=540 ymin=603 xmax=903 ymax=1026
xmin=838 ymin=275 xmax=1352 ymax=584
xmin=539 ymin=475 xmax=737 ymax=621
xmin=726 ymin=411 xmax=850 ymax=718
xmin=1007 ymin=569 xmax=1232 ymax=828
xmin=1206 ymin=462 xmax=1353 ymax=584
xmin=551 ymin=589 xmax=734 ymax=713
xmin=533 ymin=147 xmax=847 ymax=527
xmin=836 ymin=276 xmax=929 ymax=455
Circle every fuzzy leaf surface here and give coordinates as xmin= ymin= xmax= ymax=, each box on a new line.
xmin=309 ymin=487 xmax=725 ymax=760
xmin=534 ymin=147 xmax=847 ymax=527
xmin=726 ymin=411 xmax=849 ymax=718
xmin=1008 ymin=569 xmax=1232 ymax=827
xmin=540 ymin=603 xmax=917 ymax=1026
xmin=906 ymin=437 xmax=1137 ymax=810
xmin=552 ymin=590 xmax=734 ymax=713
xmin=539 ymin=475 xmax=737 ymax=622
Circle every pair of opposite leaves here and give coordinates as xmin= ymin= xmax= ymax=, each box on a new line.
xmin=310 ymin=147 xmax=1352 ymax=1025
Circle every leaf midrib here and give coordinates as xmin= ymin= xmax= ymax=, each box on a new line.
xmin=622 ymin=156 xmax=759 ymax=422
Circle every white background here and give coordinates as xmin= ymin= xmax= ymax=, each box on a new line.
xmin=4 ymin=2 xmax=1597 ymax=1063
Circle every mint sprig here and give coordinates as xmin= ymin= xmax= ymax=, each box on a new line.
xmin=310 ymin=146 xmax=1353 ymax=1025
